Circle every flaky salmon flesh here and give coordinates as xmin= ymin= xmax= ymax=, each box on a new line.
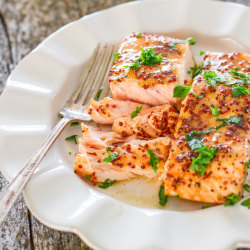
xmin=74 ymin=124 xmax=171 ymax=183
xmin=109 ymin=33 xmax=195 ymax=106
xmin=164 ymin=52 xmax=250 ymax=204
xmin=112 ymin=104 xmax=179 ymax=140
xmin=88 ymin=97 xmax=150 ymax=124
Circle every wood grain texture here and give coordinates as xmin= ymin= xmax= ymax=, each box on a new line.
xmin=0 ymin=0 xmax=249 ymax=249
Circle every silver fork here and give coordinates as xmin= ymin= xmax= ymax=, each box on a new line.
xmin=0 ymin=43 xmax=115 ymax=223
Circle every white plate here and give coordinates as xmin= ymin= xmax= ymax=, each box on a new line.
xmin=0 ymin=0 xmax=250 ymax=249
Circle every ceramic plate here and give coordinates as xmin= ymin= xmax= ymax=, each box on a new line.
xmin=0 ymin=0 xmax=250 ymax=249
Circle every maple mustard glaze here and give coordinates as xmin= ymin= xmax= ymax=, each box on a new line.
xmin=100 ymin=37 xmax=249 ymax=210
xmin=109 ymin=33 xmax=189 ymax=89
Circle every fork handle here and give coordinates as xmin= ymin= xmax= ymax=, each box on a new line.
xmin=0 ymin=116 xmax=73 ymax=224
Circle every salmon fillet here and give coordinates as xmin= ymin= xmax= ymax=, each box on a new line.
xmin=74 ymin=124 xmax=171 ymax=183
xmin=88 ymin=97 xmax=150 ymax=124
xmin=164 ymin=52 xmax=250 ymax=204
xmin=112 ymin=104 xmax=179 ymax=139
xmin=109 ymin=33 xmax=195 ymax=106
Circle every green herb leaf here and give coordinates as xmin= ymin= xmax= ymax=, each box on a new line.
xmin=173 ymin=86 xmax=191 ymax=98
xmin=68 ymin=152 xmax=72 ymax=155
xmin=230 ymin=70 xmax=250 ymax=81
xmin=106 ymin=147 xmax=112 ymax=152
xmin=173 ymin=194 xmax=180 ymax=197
xmin=192 ymin=93 xmax=203 ymax=98
xmin=224 ymin=193 xmax=241 ymax=206
xmin=112 ymin=53 xmax=120 ymax=62
xmin=185 ymin=133 xmax=204 ymax=151
xmin=159 ymin=184 xmax=168 ymax=206
xmin=85 ymin=175 xmax=91 ymax=181
xmin=131 ymin=59 xmax=140 ymax=71
xmin=216 ymin=116 xmax=242 ymax=125
xmin=185 ymin=130 xmax=199 ymax=141
xmin=200 ymin=127 xmax=218 ymax=135
xmin=103 ymin=152 xmax=119 ymax=163
xmin=241 ymin=198 xmax=250 ymax=209
xmin=245 ymin=161 xmax=250 ymax=169
xmin=202 ymin=205 xmax=210 ymax=209
xmin=65 ymin=135 xmax=78 ymax=144
xmin=203 ymin=71 xmax=227 ymax=88
xmin=96 ymin=89 xmax=102 ymax=100
xmin=98 ymin=179 xmax=116 ymax=189
xmin=200 ymin=51 xmax=206 ymax=56
xmin=232 ymin=85 xmax=250 ymax=97
xmin=147 ymin=149 xmax=160 ymax=173
xmin=169 ymin=37 xmax=196 ymax=50
xmin=131 ymin=106 xmax=143 ymax=119
xmin=137 ymin=33 xmax=142 ymax=38
xmin=210 ymin=106 xmax=219 ymax=117
xmin=190 ymin=66 xmax=203 ymax=78
xmin=126 ymin=48 xmax=162 ymax=71
xmin=190 ymin=146 xmax=217 ymax=177
xmin=244 ymin=184 xmax=250 ymax=192
xmin=140 ymin=48 xmax=163 ymax=66
xmin=70 ymin=122 xmax=79 ymax=126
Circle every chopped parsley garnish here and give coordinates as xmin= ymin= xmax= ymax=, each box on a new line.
xmin=131 ymin=106 xmax=143 ymax=119
xmin=147 ymin=149 xmax=160 ymax=173
xmin=241 ymin=198 xmax=250 ymax=209
xmin=210 ymin=106 xmax=219 ymax=117
xmin=192 ymin=93 xmax=203 ymax=99
xmin=173 ymin=86 xmax=191 ymax=98
xmin=189 ymin=61 xmax=210 ymax=79
xmin=202 ymin=205 xmax=210 ymax=209
xmin=244 ymin=184 xmax=250 ymax=192
xmin=159 ymin=184 xmax=168 ymax=206
xmin=112 ymin=53 xmax=120 ymax=62
xmin=85 ymin=175 xmax=91 ymax=181
xmin=185 ymin=131 xmax=216 ymax=176
xmin=190 ymin=146 xmax=217 ymax=177
xmin=103 ymin=147 xmax=119 ymax=163
xmin=190 ymin=66 xmax=203 ymax=78
xmin=230 ymin=70 xmax=250 ymax=82
xmin=124 ymin=48 xmax=162 ymax=71
xmin=130 ymin=59 xmax=140 ymax=71
xmin=137 ymin=33 xmax=142 ymax=38
xmin=185 ymin=132 xmax=203 ymax=151
xmin=70 ymin=121 xmax=79 ymax=126
xmin=65 ymin=135 xmax=78 ymax=144
xmin=203 ymin=71 xmax=227 ymax=88
xmin=106 ymin=146 xmax=111 ymax=152
xmin=200 ymin=51 xmax=206 ymax=56
xmin=224 ymin=193 xmax=241 ymax=206
xmin=200 ymin=127 xmax=218 ymax=135
xmin=232 ymin=85 xmax=250 ymax=97
xmin=226 ymin=70 xmax=250 ymax=96
xmin=140 ymin=48 xmax=163 ymax=66
xmin=96 ymin=89 xmax=102 ymax=100
xmin=169 ymin=37 xmax=196 ymax=50
xmin=98 ymin=179 xmax=116 ymax=189
xmin=216 ymin=116 xmax=242 ymax=126
xmin=245 ymin=161 xmax=250 ymax=169
xmin=187 ymin=116 xmax=242 ymax=139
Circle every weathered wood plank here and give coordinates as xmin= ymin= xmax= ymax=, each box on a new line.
xmin=0 ymin=12 xmax=32 ymax=250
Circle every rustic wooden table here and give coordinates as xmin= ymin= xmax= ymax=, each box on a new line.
xmin=0 ymin=0 xmax=249 ymax=249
